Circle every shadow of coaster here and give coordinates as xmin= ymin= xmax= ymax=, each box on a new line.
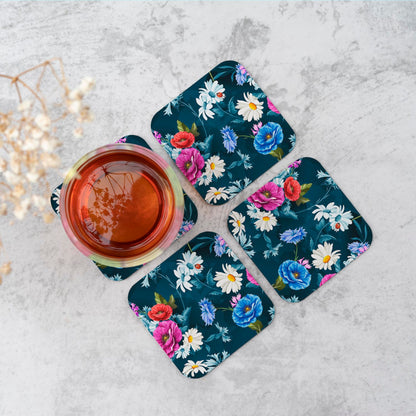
xmin=227 ymin=157 xmax=373 ymax=303
xmin=151 ymin=60 xmax=296 ymax=205
xmin=50 ymin=135 xmax=198 ymax=281
xmin=128 ymin=231 xmax=275 ymax=379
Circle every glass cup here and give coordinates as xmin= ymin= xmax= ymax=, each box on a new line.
xmin=59 ymin=143 xmax=184 ymax=267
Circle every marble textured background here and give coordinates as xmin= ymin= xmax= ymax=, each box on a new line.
xmin=1 ymin=1 xmax=415 ymax=415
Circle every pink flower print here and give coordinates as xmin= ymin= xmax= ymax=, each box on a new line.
xmin=247 ymin=182 xmax=285 ymax=211
xmin=130 ymin=303 xmax=139 ymax=316
xmin=251 ymin=122 xmax=263 ymax=135
xmin=319 ymin=273 xmax=336 ymax=287
xmin=297 ymin=258 xmax=311 ymax=269
xmin=267 ymin=97 xmax=280 ymax=114
xmin=175 ymin=148 xmax=204 ymax=185
xmin=230 ymin=294 xmax=242 ymax=308
xmin=153 ymin=130 xmax=162 ymax=143
xmin=153 ymin=320 xmax=182 ymax=358
xmin=246 ymin=270 xmax=259 ymax=286
xmin=289 ymin=160 xmax=302 ymax=169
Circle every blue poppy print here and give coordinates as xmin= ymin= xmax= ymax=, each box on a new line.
xmin=128 ymin=232 xmax=275 ymax=378
xmin=151 ymin=60 xmax=296 ymax=205
xmin=228 ymin=157 xmax=373 ymax=303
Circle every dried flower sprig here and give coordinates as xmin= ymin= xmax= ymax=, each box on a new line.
xmin=0 ymin=58 xmax=94 ymax=284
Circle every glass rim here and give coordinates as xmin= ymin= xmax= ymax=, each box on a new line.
xmin=59 ymin=143 xmax=184 ymax=268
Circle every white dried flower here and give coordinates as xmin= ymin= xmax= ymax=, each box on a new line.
xmin=32 ymin=195 xmax=47 ymax=210
xmin=73 ymin=127 xmax=83 ymax=138
xmin=13 ymin=198 xmax=30 ymax=220
xmin=67 ymin=99 xmax=82 ymax=114
xmin=5 ymin=126 xmax=18 ymax=140
xmin=0 ymin=114 xmax=10 ymax=133
xmin=79 ymin=77 xmax=95 ymax=93
xmin=0 ymin=59 xmax=93 ymax=243
xmin=0 ymin=262 xmax=11 ymax=275
xmin=0 ymin=203 xmax=7 ymax=216
xmin=4 ymin=171 xmax=21 ymax=186
xmin=22 ymin=138 xmax=40 ymax=151
xmin=0 ymin=157 xmax=6 ymax=173
xmin=40 ymin=153 xmax=60 ymax=168
xmin=31 ymin=127 xmax=44 ymax=140
xmin=26 ymin=170 xmax=41 ymax=183
xmin=9 ymin=152 xmax=21 ymax=174
xmin=35 ymin=113 xmax=51 ymax=131
xmin=41 ymin=137 xmax=60 ymax=152
xmin=78 ymin=106 xmax=94 ymax=123
xmin=17 ymin=100 xmax=32 ymax=112
xmin=12 ymin=184 xmax=26 ymax=199
xmin=69 ymin=89 xmax=83 ymax=100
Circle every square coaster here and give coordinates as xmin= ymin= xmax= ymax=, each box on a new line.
xmin=151 ymin=60 xmax=296 ymax=205
xmin=50 ymin=135 xmax=198 ymax=281
xmin=227 ymin=157 xmax=373 ymax=303
xmin=128 ymin=231 xmax=275 ymax=379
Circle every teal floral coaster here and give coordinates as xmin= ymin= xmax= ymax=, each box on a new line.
xmin=151 ymin=60 xmax=296 ymax=205
xmin=128 ymin=232 xmax=275 ymax=378
xmin=228 ymin=157 xmax=373 ymax=303
xmin=50 ymin=135 xmax=198 ymax=281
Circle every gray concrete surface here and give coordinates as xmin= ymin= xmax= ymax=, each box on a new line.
xmin=0 ymin=2 xmax=415 ymax=415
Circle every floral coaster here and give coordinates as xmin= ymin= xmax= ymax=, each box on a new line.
xmin=228 ymin=157 xmax=373 ymax=303
xmin=128 ymin=231 xmax=275 ymax=378
xmin=50 ymin=135 xmax=198 ymax=281
xmin=151 ymin=60 xmax=296 ymax=205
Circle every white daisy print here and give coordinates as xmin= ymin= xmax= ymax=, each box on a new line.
xmin=229 ymin=211 xmax=245 ymax=236
xmin=246 ymin=202 xmax=261 ymax=218
xmin=198 ymin=80 xmax=225 ymax=104
xmin=205 ymin=187 xmax=230 ymax=204
xmin=311 ymin=242 xmax=341 ymax=271
xmin=197 ymin=173 xmax=213 ymax=186
xmin=254 ymin=211 xmax=277 ymax=232
xmin=51 ymin=187 xmax=61 ymax=215
xmin=235 ymin=92 xmax=264 ymax=122
xmin=196 ymin=94 xmax=215 ymax=120
xmin=214 ymin=264 xmax=243 ymax=294
xmin=183 ymin=360 xmax=207 ymax=377
xmin=205 ymin=155 xmax=225 ymax=179
xmin=312 ymin=202 xmax=338 ymax=221
xmin=175 ymin=346 xmax=191 ymax=359
xmin=183 ymin=328 xmax=204 ymax=352
xmin=177 ymin=251 xmax=203 ymax=275
xmin=328 ymin=205 xmax=353 ymax=232
xmin=174 ymin=264 xmax=193 ymax=292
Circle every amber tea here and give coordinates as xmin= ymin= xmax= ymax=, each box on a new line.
xmin=60 ymin=144 xmax=184 ymax=267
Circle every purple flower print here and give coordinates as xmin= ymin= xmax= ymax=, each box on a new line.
xmin=153 ymin=320 xmax=182 ymax=358
xmin=289 ymin=159 xmax=302 ymax=169
xmin=230 ymin=294 xmax=242 ymax=308
xmin=130 ymin=303 xmax=139 ymax=316
xmin=267 ymin=97 xmax=280 ymax=114
xmin=246 ymin=270 xmax=259 ymax=286
xmin=251 ymin=122 xmax=263 ymax=136
xmin=175 ymin=148 xmax=204 ymax=185
xmin=319 ymin=273 xmax=336 ymax=287
xmin=247 ymin=182 xmax=285 ymax=211
xmin=153 ymin=130 xmax=162 ymax=143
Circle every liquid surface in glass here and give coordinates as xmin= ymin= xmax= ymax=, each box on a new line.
xmin=66 ymin=150 xmax=175 ymax=258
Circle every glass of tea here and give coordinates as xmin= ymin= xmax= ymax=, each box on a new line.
xmin=59 ymin=143 xmax=184 ymax=267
